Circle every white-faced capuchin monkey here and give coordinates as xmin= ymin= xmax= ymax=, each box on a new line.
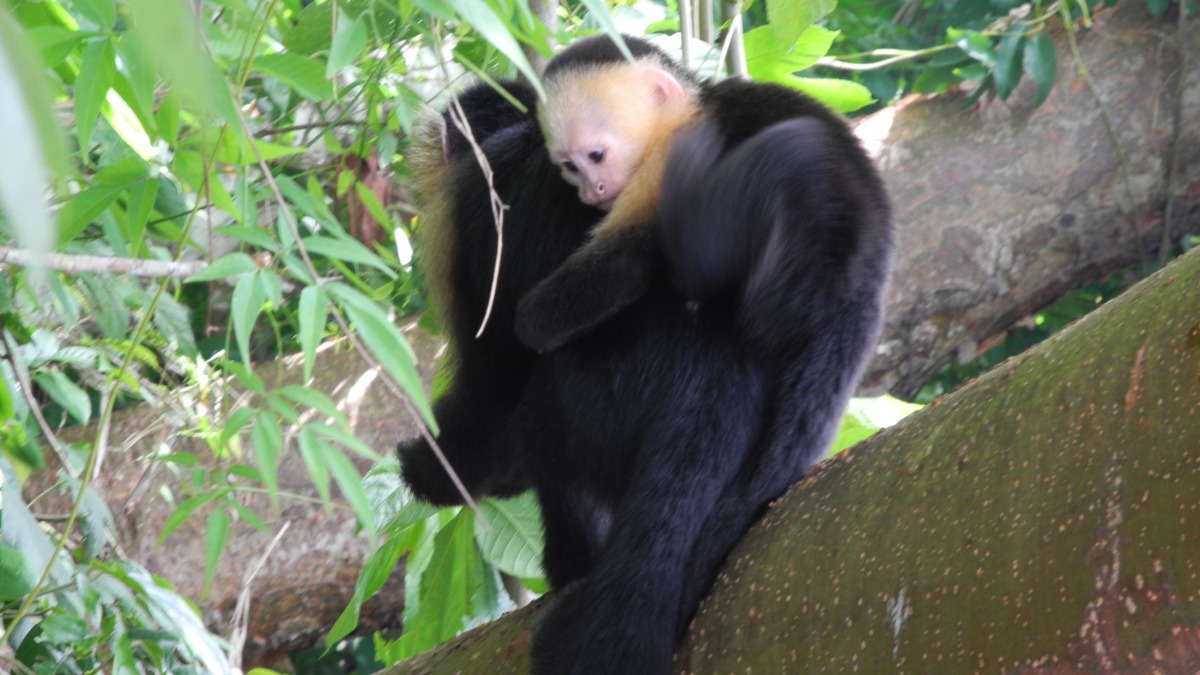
xmin=398 ymin=34 xmax=892 ymax=675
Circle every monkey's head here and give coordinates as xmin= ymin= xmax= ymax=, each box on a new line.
xmin=539 ymin=36 xmax=698 ymax=211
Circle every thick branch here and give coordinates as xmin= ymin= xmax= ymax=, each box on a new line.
xmin=860 ymin=1 xmax=1200 ymax=396
xmin=386 ymin=197 xmax=1200 ymax=675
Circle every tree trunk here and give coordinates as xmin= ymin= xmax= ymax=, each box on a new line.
xmin=385 ymin=211 xmax=1200 ymax=674
xmin=861 ymin=1 xmax=1200 ymax=397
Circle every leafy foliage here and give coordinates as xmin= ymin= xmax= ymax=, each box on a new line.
xmin=0 ymin=0 xmax=924 ymax=670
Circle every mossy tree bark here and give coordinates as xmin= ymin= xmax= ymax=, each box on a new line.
xmin=386 ymin=242 xmax=1200 ymax=673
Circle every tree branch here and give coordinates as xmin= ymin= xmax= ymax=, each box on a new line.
xmin=0 ymin=246 xmax=208 ymax=279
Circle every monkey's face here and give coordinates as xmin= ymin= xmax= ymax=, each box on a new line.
xmin=548 ymin=116 xmax=634 ymax=211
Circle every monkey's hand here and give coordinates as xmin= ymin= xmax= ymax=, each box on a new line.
xmin=514 ymin=225 xmax=656 ymax=352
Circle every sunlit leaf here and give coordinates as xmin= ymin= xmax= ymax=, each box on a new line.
xmin=768 ymin=0 xmax=836 ymax=45
xmin=72 ymin=0 xmax=116 ymax=29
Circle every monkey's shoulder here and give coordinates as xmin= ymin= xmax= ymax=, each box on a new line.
xmin=701 ymin=79 xmax=855 ymax=151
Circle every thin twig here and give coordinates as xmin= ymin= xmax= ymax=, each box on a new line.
xmin=431 ymin=29 xmax=508 ymax=340
xmin=721 ymin=2 xmax=747 ymax=78
xmin=227 ymin=521 xmax=290 ymax=671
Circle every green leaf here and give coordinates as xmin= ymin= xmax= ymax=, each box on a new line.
xmin=956 ymin=30 xmax=995 ymax=66
xmin=1 ymin=459 xmax=68 ymax=584
xmin=432 ymin=0 xmax=543 ymax=99
xmin=39 ymin=614 xmax=90 ymax=644
xmin=1023 ymin=34 xmax=1057 ymax=106
xmin=253 ymin=52 xmax=333 ymax=101
xmin=158 ymin=490 xmax=228 ymax=546
xmin=1147 ymin=0 xmax=1171 ymax=16
xmin=326 ymin=447 xmax=376 ymax=537
xmin=123 ymin=177 xmax=158 ymax=255
xmin=307 ymin=422 xmax=381 ymax=462
xmin=278 ymin=385 xmax=345 ymax=426
xmin=992 ymin=29 xmax=1025 ymax=101
xmin=173 ymin=150 xmax=241 ymax=221
xmin=126 ymin=0 xmax=239 ymax=126
xmin=353 ymin=180 xmax=393 ymax=233
xmin=301 ymin=235 xmax=396 ymax=276
xmin=27 ymin=25 xmax=85 ymax=67
xmin=57 ymin=183 xmax=125 ymax=245
xmin=296 ymin=427 xmax=332 ymax=505
xmin=409 ymin=510 xmax=474 ymax=650
xmin=298 ymin=285 xmax=326 ymax=383
xmin=327 ymin=530 xmax=413 ymax=647
xmin=231 ymin=270 xmax=267 ymax=366
xmin=73 ymin=0 xmax=117 ymax=29
xmin=328 ymin=13 xmax=368 ymax=78
xmin=476 ymin=494 xmax=545 ymax=579
xmin=327 ymin=283 xmax=435 ymax=433
xmin=0 ymin=544 xmax=34 ymax=600
xmin=186 ymin=252 xmax=260 ymax=283
xmin=745 ymin=24 xmax=837 ymax=79
xmin=785 ymin=77 xmax=875 ymax=113
xmin=33 ymin=369 xmax=91 ymax=425
xmin=204 ymin=508 xmax=231 ymax=595
xmin=0 ymin=368 xmax=13 ymax=423
xmin=768 ymin=0 xmax=836 ymax=45
xmin=252 ymin=412 xmax=284 ymax=511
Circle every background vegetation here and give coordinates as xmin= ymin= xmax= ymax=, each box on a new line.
xmin=0 ymin=0 xmax=1188 ymax=672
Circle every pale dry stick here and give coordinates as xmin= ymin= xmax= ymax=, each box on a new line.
xmin=680 ymin=0 xmax=693 ymax=68
xmin=228 ymin=521 xmax=291 ymax=672
xmin=4 ymin=332 xmax=73 ymax=473
xmin=720 ymin=2 xmax=747 ymax=78
xmin=430 ymin=27 xmax=510 ymax=340
xmin=0 ymin=246 xmax=207 ymax=278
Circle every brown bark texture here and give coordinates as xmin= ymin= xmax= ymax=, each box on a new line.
xmin=860 ymin=1 xmax=1200 ymax=397
xmin=24 ymin=0 xmax=1199 ymax=664
xmin=386 ymin=194 xmax=1200 ymax=675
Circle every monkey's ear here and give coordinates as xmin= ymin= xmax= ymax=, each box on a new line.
xmin=641 ymin=66 xmax=685 ymax=107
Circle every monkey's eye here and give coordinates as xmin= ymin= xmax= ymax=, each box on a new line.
xmin=588 ymin=150 xmax=605 ymax=164
xmin=561 ymin=161 xmax=578 ymax=173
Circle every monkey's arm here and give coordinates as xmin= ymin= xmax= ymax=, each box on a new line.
xmin=513 ymin=127 xmax=677 ymax=352
xmin=514 ymin=223 xmax=658 ymax=352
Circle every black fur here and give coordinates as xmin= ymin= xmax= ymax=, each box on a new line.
xmin=399 ymin=34 xmax=892 ymax=675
